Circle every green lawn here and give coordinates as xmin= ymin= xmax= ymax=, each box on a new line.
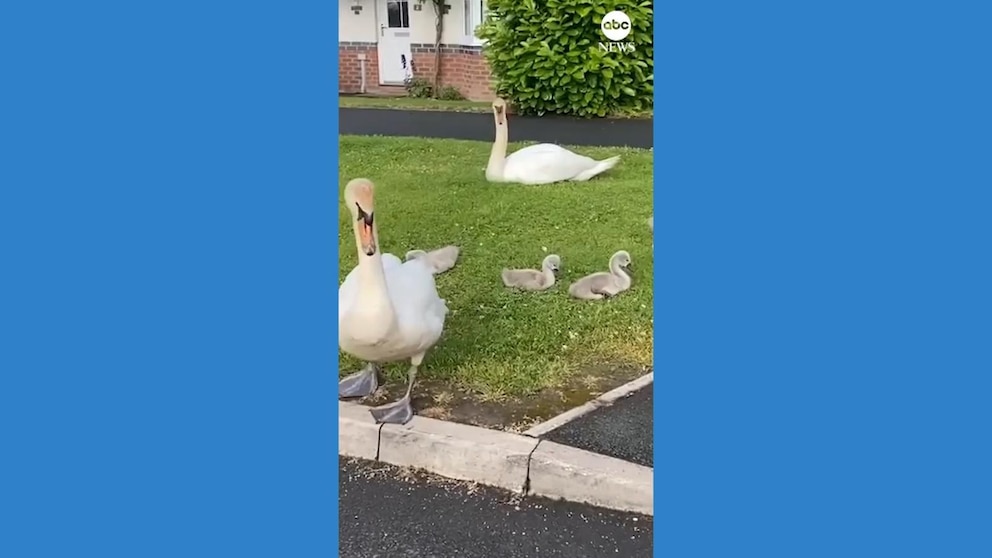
xmin=339 ymin=95 xmax=492 ymax=113
xmin=339 ymin=95 xmax=654 ymax=119
xmin=338 ymin=135 xmax=653 ymax=402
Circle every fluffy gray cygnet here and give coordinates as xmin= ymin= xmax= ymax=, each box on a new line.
xmin=404 ymin=245 xmax=460 ymax=275
xmin=568 ymin=251 xmax=633 ymax=300
xmin=501 ymin=254 xmax=561 ymax=291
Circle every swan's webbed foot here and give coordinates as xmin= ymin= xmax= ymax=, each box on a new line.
xmin=369 ymin=396 xmax=414 ymax=425
xmin=368 ymin=365 xmax=418 ymax=425
xmin=338 ymin=363 xmax=380 ymax=399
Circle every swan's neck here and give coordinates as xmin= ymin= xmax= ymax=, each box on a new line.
xmin=542 ymin=266 xmax=555 ymax=285
xmin=357 ymin=254 xmax=389 ymax=304
xmin=610 ymin=260 xmax=632 ymax=288
xmin=485 ymin=121 xmax=508 ymax=182
xmin=352 ymin=224 xmax=396 ymax=321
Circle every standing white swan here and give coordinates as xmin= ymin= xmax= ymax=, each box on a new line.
xmin=485 ymin=98 xmax=621 ymax=185
xmin=337 ymin=178 xmax=448 ymax=425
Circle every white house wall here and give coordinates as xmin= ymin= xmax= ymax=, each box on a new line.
xmin=339 ymin=0 xmax=474 ymax=47
xmin=409 ymin=2 xmax=473 ymax=45
xmin=338 ymin=1 xmax=377 ymax=43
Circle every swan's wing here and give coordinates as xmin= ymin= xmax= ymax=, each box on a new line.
xmin=381 ymin=252 xmax=403 ymax=271
xmin=385 ymin=258 xmax=448 ymax=349
xmin=504 ymin=144 xmax=599 ymax=184
xmin=504 ymin=268 xmax=553 ymax=290
xmin=503 ymin=269 xmax=540 ymax=283
xmin=512 ymin=143 xmax=570 ymax=155
xmin=575 ymin=272 xmax=612 ymax=291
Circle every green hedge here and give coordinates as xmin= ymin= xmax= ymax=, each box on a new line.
xmin=477 ymin=0 xmax=653 ymax=117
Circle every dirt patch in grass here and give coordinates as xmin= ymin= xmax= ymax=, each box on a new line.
xmin=352 ymin=360 xmax=650 ymax=432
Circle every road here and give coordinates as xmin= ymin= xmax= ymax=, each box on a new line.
xmin=339 ymin=457 xmax=653 ymax=558
xmin=543 ymin=385 xmax=654 ymax=467
xmin=339 ymin=107 xmax=653 ymax=149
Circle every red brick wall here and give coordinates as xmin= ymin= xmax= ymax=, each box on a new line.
xmin=338 ymin=42 xmax=495 ymax=101
xmin=339 ymin=42 xmax=383 ymax=95
xmin=409 ymin=44 xmax=495 ymax=101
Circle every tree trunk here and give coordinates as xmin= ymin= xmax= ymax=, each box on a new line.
xmin=433 ymin=3 xmax=443 ymax=97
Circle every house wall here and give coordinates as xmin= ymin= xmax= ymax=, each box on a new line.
xmin=408 ymin=43 xmax=494 ymax=101
xmin=339 ymin=2 xmax=377 ymax=43
xmin=408 ymin=3 xmax=476 ymax=45
xmin=339 ymin=0 xmax=495 ymax=101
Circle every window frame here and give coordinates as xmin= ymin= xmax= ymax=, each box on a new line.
xmin=463 ymin=0 xmax=487 ymax=46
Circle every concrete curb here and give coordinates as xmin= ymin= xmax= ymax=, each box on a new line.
xmin=523 ymin=372 xmax=654 ymax=437
xmin=529 ymin=440 xmax=654 ymax=516
xmin=338 ymin=400 xmax=381 ymax=460
xmin=378 ymin=411 xmax=538 ymax=493
xmin=338 ymin=400 xmax=654 ymax=515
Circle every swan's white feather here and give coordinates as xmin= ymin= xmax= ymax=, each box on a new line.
xmin=339 ymin=253 xmax=448 ymax=363
xmin=502 ymin=143 xmax=600 ymax=185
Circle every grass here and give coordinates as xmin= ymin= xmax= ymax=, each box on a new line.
xmin=340 ymin=95 xmax=492 ymax=113
xmin=338 ymin=135 xmax=654 ymax=401
xmin=339 ymin=95 xmax=653 ymax=119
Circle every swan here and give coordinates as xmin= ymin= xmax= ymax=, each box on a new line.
xmin=501 ymin=254 xmax=561 ymax=291
xmin=568 ymin=251 xmax=633 ymax=300
xmin=337 ymin=178 xmax=449 ymax=425
xmin=404 ymin=245 xmax=460 ymax=275
xmin=484 ymin=98 xmax=621 ymax=185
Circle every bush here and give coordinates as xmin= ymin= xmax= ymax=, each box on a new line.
xmin=404 ymin=76 xmax=434 ymax=98
xmin=436 ymin=85 xmax=466 ymax=101
xmin=477 ymin=0 xmax=653 ymax=117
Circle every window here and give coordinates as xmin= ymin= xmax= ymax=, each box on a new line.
xmin=386 ymin=0 xmax=410 ymax=28
xmin=463 ymin=0 xmax=487 ymax=45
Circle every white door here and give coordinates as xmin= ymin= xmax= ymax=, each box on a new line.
xmin=376 ymin=0 xmax=413 ymax=85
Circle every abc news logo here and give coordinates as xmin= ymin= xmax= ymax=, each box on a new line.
xmin=599 ymin=10 xmax=635 ymax=53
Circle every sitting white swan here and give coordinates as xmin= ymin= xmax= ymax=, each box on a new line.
xmin=338 ymin=178 xmax=448 ymax=425
xmin=485 ymin=98 xmax=621 ymax=185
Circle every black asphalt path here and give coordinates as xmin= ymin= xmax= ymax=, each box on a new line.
xmin=339 ymin=107 xmax=653 ymax=149
xmin=542 ymin=384 xmax=654 ymax=468
xmin=339 ymin=457 xmax=653 ymax=558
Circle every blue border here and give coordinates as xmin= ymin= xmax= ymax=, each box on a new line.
xmin=655 ymin=1 xmax=992 ymax=556
xmin=1 ymin=2 xmax=339 ymax=556
xmin=5 ymin=1 xmax=992 ymax=557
